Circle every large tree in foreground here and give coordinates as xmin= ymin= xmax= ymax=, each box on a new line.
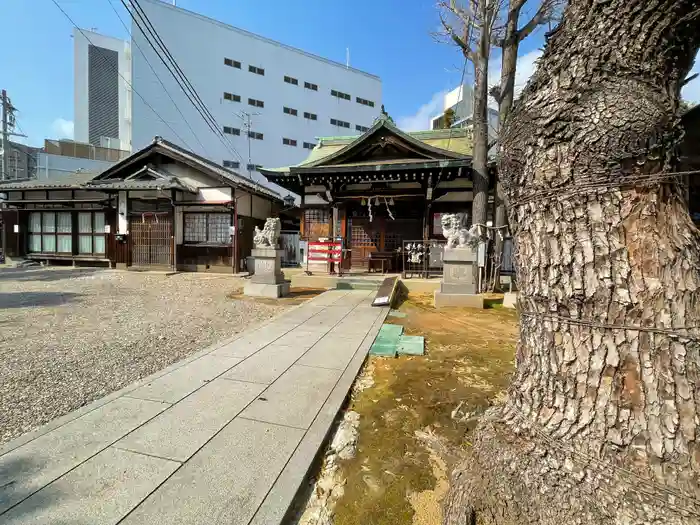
xmin=444 ymin=1 xmax=700 ymax=524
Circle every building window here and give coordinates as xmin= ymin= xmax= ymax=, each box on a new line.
xmin=223 ymin=92 xmax=241 ymax=102
xmin=303 ymin=142 xmax=316 ymax=150
xmin=224 ymin=58 xmax=241 ymax=69
xmin=331 ymin=89 xmax=351 ymax=101
xmin=330 ymin=118 xmax=350 ymax=129
xmin=248 ymin=65 xmax=265 ymax=76
xmin=282 ymin=138 xmax=297 ymax=147
xmin=248 ymin=98 xmax=264 ymax=108
xmin=283 ymin=106 xmax=298 ymax=116
xmin=223 ymin=126 xmax=241 ymax=135
xmin=78 ymin=212 xmax=107 ymax=255
xmin=246 ymin=163 xmax=263 ymax=171
xmin=304 ymin=81 xmax=318 ymax=91
xmin=303 ymin=111 xmax=317 ymax=121
xmin=248 ymin=131 xmax=264 ymax=140
xmin=223 ymin=160 xmax=240 ymax=169
xmin=356 ymin=124 xmax=369 ymax=132
xmin=28 ymin=211 xmax=74 ymax=254
xmin=284 ymin=75 xmax=298 ymax=85
xmin=184 ymin=213 xmax=231 ymax=245
xmin=356 ymin=96 xmax=375 ymax=107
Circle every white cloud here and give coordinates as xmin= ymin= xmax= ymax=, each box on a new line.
xmin=51 ymin=118 xmax=74 ymax=139
xmin=396 ymin=89 xmax=448 ymax=132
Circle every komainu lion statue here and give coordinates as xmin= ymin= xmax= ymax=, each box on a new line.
xmin=253 ymin=217 xmax=281 ymax=248
xmin=441 ymin=213 xmax=480 ymax=249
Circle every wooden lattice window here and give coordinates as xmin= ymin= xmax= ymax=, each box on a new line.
xmin=303 ymin=208 xmax=330 ymax=241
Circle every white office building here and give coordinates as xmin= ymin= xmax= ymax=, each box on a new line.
xmin=430 ymin=85 xmax=499 ymax=137
xmin=121 ymin=0 xmax=382 ymax=187
xmin=73 ymin=29 xmax=132 ymax=152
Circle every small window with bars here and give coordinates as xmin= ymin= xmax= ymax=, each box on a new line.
xmin=303 ymin=111 xmax=317 ymax=120
xmin=223 ymin=160 xmax=240 ymax=169
xmin=224 ymin=58 xmax=241 ymax=68
xmin=248 ymin=98 xmax=264 ymax=108
xmin=330 ymin=118 xmax=350 ymax=129
xmin=248 ymin=65 xmax=265 ymax=75
xmin=304 ymin=81 xmax=318 ymax=91
xmin=223 ymin=92 xmax=241 ymax=102
xmin=282 ymin=138 xmax=297 ymax=147
xmin=303 ymin=142 xmax=316 ymax=150
xmin=246 ymin=163 xmax=263 ymax=171
xmin=284 ymin=75 xmax=298 ymax=85
xmin=184 ymin=213 xmax=231 ymax=244
xmin=248 ymin=131 xmax=264 ymax=140
xmin=223 ymin=126 xmax=241 ymax=135
xmin=356 ymin=124 xmax=369 ymax=132
xmin=356 ymin=96 xmax=375 ymax=107
xmin=283 ymin=106 xmax=298 ymax=116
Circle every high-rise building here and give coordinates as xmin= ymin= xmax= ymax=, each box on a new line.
xmin=73 ymin=29 xmax=132 ymax=151
xmin=122 ymin=0 xmax=381 ymax=186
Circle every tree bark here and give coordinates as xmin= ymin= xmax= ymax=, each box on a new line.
xmin=445 ymin=1 xmax=700 ymax=523
xmin=471 ymin=1 xmax=493 ymax=289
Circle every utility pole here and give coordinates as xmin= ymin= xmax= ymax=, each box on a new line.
xmin=1 ymin=90 xmax=24 ymax=264
xmin=1 ymin=90 xmax=8 ymax=183
xmin=1 ymin=90 xmax=9 ymax=264
xmin=237 ymin=110 xmax=260 ymax=182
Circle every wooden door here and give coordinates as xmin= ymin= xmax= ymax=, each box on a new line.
xmin=350 ymin=218 xmax=379 ymax=268
xmin=129 ymin=214 xmax=172 ymax=268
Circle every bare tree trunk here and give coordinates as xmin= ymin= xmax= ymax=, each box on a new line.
xmin=489 ymin=14 xmax=518 ymax=292
xmin=471 ymin=1 xmax=492 ymax=288
xmin=445 ymin=0 xmax=700 ymax=523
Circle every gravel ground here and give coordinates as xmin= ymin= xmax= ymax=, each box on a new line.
xmin=0 ymin=268 xmax=288 ymax=445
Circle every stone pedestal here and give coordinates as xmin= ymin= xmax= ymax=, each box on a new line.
xmin=244 ymin=248 xmax=290 ymax=298
xmin=434 ymin=247 xmax=484 ymax=309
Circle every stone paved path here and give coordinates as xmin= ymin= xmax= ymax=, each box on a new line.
xmin=0 ymin=289 xmax=387 ymax=525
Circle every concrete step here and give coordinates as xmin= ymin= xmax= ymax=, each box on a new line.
xmin=336 ymin=279 xmax=382 ymax=291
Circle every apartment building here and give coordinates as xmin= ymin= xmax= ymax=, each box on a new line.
xmin=127 ymin=0 xmax=382 ymax=186
xmin=73 ymin=29 xmax=132 ymax=152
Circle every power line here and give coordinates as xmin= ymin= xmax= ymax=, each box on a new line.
xmin=127 ymin=0 xmax=244 ymax=162
xmin=106 ymin=0 xmax=210 ymax=156
xmin=49 ymin=0 xmax=195 ymax=152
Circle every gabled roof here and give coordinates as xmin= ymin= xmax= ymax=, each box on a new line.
xmin=86 ymin=166 xmax=199 ymax=193
xmin=94 ymin=136 xmax=281 ymax=201
xmin=259 ymin=116 xmax=472 ymax=177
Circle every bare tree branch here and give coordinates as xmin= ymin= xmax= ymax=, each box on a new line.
xmin=439 ymin=11 xmax=477 ymax=62
xmin=681 ymin=72 xmax=699 ymax=87
xmin=517 ymin=0 xmax=562 ymax=42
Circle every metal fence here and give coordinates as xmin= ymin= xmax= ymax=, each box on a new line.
xmin=400 ymin=239 xmax=446 ymax=279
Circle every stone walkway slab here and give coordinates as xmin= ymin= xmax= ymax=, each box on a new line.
xmin=0 ymin=289 xmax=387 ymax=525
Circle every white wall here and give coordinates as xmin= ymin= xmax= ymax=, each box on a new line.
xmin=36 ymin=153 xmax=115 ymax=180
xmin=131 ymin=0 xmax=382 ymax=188
xmin=73 ymin=29 xmax=132 ymax=151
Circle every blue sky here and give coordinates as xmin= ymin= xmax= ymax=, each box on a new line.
xmin=2 ymin=0 xmax=699 ymax=147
